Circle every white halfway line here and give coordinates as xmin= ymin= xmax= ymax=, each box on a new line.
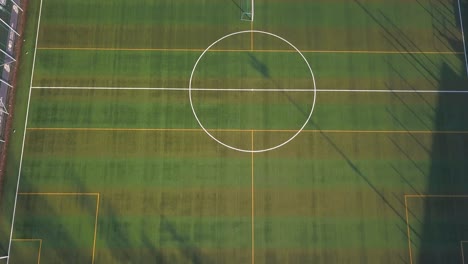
xmin=30 ymin=86 xmax=468 ymax=93
xmin=0 ymin=256 xmax=8 ymax=260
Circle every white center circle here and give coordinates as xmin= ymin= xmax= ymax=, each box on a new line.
xmin=189 ymin=30 xmax=317 ymax=153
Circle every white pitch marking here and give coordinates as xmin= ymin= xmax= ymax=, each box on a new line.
xmin=188 ymin=30 xmax=317 ymax=153
xmin=7 ymin=0 xmax=43 ymax=263
xmin=0 ymin=256 xmax=8 ymax=260
xmin=457 ymin=0 xmax=468 ymax=77
xmin=31 ymin=86 xmax=468 ymax=93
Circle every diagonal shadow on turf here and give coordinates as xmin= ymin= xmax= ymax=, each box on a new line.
xmin=309 ymin=120 xmax=412 ymax=226
xmin=159 ymin=215 xmax=205 ymax=264
xmin=403 ymin=0 xmax=468 ymax=262
xmin=6 ymin=178 xmax=91 ymax=263
xmin=230 ymin=0 xmax=247 ymax=15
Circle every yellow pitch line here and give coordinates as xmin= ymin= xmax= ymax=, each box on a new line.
xmin=27 ymin=127 xmax=206 ymax=132
xmin=36 ymin=47 xmax=463 ymax=55
xmin=250 ymin=21 xmax=254 ymax=51
xmin=312 ymin=130 xmax=468 ymax=134
xmin=405 ymin=194 xmax=468 ymax=264
xmin=38 ymin=239 xmax=42 ymax=264
xmin=17 ymin=192 xmax=100 ymax=263
xmin=12 ymin=239 xmax=42 ymax=264
xmin=307 ymin=50 xmax=463 ymax=55
xmin=18 ymin=192 xmax=99 ymax=196
xmin=92 ymin=193 xmax=100 ymax=264
xmin=37 ymin=47 xmax=206 ymax=52
xmin=405 ymin=194 xmax=468 ymax=198
xmin=26 ymin=127 xmax=250 ymax=132
xmin=26 ymin=127 xmax=468 ymax=134
xmin=251 ymin=130 xmax=255 ymax=264
xmin=404 ymin=196 xmax=413 ymax=264
xmin=11 ymin=238 xmax=43 ymax=242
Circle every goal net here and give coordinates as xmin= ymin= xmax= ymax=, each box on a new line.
xmin=240 ymin=0 xmax=254 ymax=21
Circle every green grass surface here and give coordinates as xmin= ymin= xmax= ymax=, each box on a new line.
xmin=1 ymin=0 xmax=468 ymax=263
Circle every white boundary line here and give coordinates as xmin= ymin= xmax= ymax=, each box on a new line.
xmin=457 ymin=0 xmax=468 ymax=77
xmin=30 ymin=86 xmax=468 ymax=93
xmin=6 ymin=0 xmax=43 ymax=263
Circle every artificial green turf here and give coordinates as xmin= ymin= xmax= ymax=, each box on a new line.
xmin=32 ymin=49 xmax=466 ymax=89
xmin=255 ymin=0 xmax=463 ymax=52
xmin=2 ymin=0 xmax=468 ymax=263
xmin=8 ymin=241 xmax=40 ymax=264
xmin=39 ymin=0 xmax=249 ymax=49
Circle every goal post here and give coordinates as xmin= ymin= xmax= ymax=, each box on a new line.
xmin=240 ymin=0 xmax=254 ymax=21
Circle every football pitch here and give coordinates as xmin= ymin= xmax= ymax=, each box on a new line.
xmin=1 ymin=0 xmax=468 ymax=263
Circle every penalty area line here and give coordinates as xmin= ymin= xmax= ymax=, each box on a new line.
xmin=17 ymin=192 xmax=100 ymax=264
xmin=30 ymin=86 xmax=468 ymax=93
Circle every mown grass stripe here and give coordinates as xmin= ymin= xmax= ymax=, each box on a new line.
xmin=37 ymin=47 xmax=464 ymax=55
xmin=25 ymin=127 xmax=468 ymax=134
